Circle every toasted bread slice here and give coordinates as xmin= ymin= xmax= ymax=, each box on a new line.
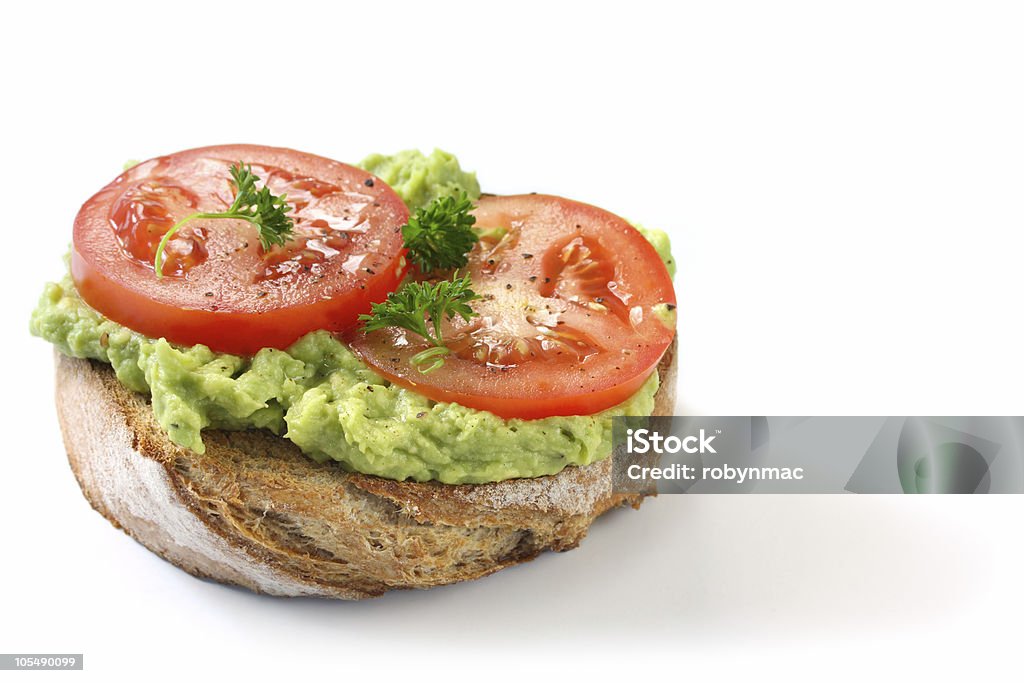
xmin=53 ymin=340 xmax=676 ymax=598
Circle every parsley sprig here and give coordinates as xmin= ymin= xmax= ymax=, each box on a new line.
xmin=402 ymin=192 xmax=478 ymax=273
xmin=359 ymin=272 xmax=481 ymax=373
xmin=154 ymin=162 xmax=294 ymax=277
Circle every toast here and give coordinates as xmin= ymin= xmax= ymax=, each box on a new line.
xmin=54 ymin=340 xmax=676 ymax=598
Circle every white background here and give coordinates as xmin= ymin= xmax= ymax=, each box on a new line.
xmin=2 ymin=1 xmax=1023 ymax=680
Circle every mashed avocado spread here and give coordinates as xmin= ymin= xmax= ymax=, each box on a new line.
xmin=30 ymin=151 xmax=674 ymax=485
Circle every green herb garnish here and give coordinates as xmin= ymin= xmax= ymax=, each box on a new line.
xmin=402 ymin=192 xmax=477 ymax=273
xmin=359 ymin=272 xmax=481 ymax=373
xmin=154 ymin=162 xmax=294 ymax=277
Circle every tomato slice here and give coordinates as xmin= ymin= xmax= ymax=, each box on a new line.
xmin=71 ymin=144 xmax=409 ymax=354
xmin=348 ymin=194 xmax=676 ymax=419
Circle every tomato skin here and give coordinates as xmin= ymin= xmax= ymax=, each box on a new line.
xmin=70 ymin=245 xmax=406 ymax=353
xmin=72 ymin=145 xmax=409 ymax=355
xmin=349 ymin=194 xmax=676 ymax=419
xmin=357 ymin=350 xmax=660 ymax=420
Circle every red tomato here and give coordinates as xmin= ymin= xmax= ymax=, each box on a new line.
xmin=71 ymin=144 xmax=409 ymax=354
xmin=348 ymin=194 xmax=676 ymax=419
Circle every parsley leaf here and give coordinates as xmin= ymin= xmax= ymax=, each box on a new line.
xmin=154 ymin=162 xmax=294 ymax=277
xmin=402 ymin=192 xmax=478 ymax=273
xmin=358 ymin=272 xmax=481 ymax=372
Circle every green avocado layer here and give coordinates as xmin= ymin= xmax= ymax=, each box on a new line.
xmin=30 ymin=150 xmax=673 ymax=484
xmin=360 ymin=149 xmax=481 ymax=210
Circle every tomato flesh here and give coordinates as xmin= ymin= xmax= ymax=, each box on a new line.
xmin=348 ymin=194 xmax=676 ymax=419
xmin=72 ymin=145 xmax=409 ymax=354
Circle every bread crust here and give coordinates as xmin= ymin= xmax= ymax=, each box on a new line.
xmin=54 ymin=340 xmax=676 ymax=598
